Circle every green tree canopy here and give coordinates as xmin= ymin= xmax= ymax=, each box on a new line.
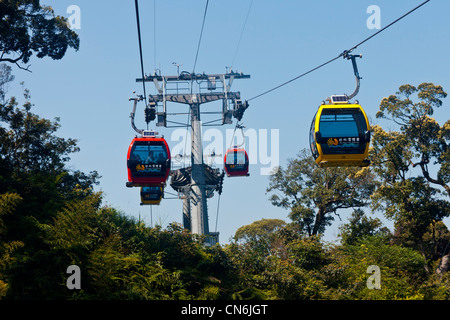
xmin=375 ymin=83 xmax=449 ymax=196
xmin=338 ymin=208 xmax=390 ymax=246
xmin=0 ymin=0 xmax=79 ymax=71
xmin=234 ymin=218 xmax=286 ymax=243
xmin=371 ymin=83 xmax=450 ymax=267
xmin=267 ymin=149 xmax=377 ymax=236
xmin=0 ymin=78 xmax=99 ymax=298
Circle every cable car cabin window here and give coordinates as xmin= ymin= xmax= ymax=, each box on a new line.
xmin=319 ymin=109 xmax=367 ymax=155
xmin=129 ymin=142 xmax=168 ymax=177
xmin=226 ymin=151 xmax=247 ymax=165
xmin=309 ymin=112 xmax=319 ymax=159
xmin=141 ymin=186 xmax=162 ymax=195
xmin=225 ymin=149 xmax=248 ymax=173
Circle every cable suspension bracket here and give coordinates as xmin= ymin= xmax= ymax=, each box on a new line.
xmin=342 ymin=51 xmax=362 ymax=100
xmin=129 ymin=92 xmax=158 ymax=135
xmin=129 ymin=94 xmax=144 ymax=135
xmin=229 ymin=122 xmax=246 ymax=149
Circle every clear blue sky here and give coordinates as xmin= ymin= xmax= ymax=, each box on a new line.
xmin=8 ymin=0 xmax=450 ymax=244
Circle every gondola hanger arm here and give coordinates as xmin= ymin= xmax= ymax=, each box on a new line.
xmin=343 ymin=52 xmax=362 ymax=100
xmin=231 ymin=122 xmax=246 ymax=148
xmin=129 ymin=94 xmax=144 ymax=135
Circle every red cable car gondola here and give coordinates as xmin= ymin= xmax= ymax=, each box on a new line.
xmin=224 ymin=147 xmax=249 ymax=177
xmin=126 ymin=130 xmax=171 ymax=187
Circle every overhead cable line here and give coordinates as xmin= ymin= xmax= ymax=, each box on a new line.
xmin=214 ymin=193 xmax=221 ymax=233
xmin=153 ymin=0 xmax=157 ymax=70
xmin=134 ymin=0 xmax=147 ymax=106
xmin=346 ymin=0 xmax=430 ymax=53
xmin=247 ymin=0 xmax=431 ymax=102
xmin=230 ymin=0 xmax=254 ymax=69
xmin=248 ymin=55 xmax=342 ymax=102
xmin=184 ymin=0 xmax=210 ymax=167
xmin=192 ymin=0 xmax=210 ymax=74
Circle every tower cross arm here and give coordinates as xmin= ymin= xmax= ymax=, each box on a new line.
xmin=136 ymin=72 xmax=250 ymax=83
xmin=148 ymin=92 xmax=241 ymax=105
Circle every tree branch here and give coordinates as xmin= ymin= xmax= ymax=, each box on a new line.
xmin=0 ymin=47 xmax=32 ymax=72
xmin=0 ymin=49 xmax=27 ymax=64
xmin=15 ymin=62 xmax=32 ymax=72
xmin=419 ymin=162 xmax=450 ymax=197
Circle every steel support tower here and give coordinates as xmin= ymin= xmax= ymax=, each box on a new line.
xmin=137 ymin=70 xmax=250 ymax=245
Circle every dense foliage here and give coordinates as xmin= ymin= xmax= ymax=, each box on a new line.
xmin=0 ymin=77 xmax=449 ymax=300
xmin=0 ymin=1 xmax=448 ymax=300
xmin=0 ymin=0 xmax=79 ymax=71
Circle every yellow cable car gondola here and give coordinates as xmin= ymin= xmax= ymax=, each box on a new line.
xmin=309 ymin=95 xmax=370 ymax=167
xmin=140 ymin=186 xmax=164 ymax=205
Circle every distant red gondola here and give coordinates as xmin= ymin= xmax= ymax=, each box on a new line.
xmin=126 ymin=130 xmax=171 ymax=187
xmin=224 ymin=147 xmax=249 ymax=177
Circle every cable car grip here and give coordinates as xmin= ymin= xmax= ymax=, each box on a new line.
xmin=343 ymin=53 xmax=362 ymax=100
xmin=129 ymin=94 xmax=144 ymax=135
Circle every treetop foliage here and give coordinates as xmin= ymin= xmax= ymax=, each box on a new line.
xmin=0 ymin=0 xmax=80 ymax=71
xmin=1 ymin=76 xmax=449 ymax=300
xmin=0 ymin=3 xmax=449 ymax=300
xmin=266 ymin=149 xmax=377 ymax=236
xmin=375 ymin=83 xmax=449 ymax=196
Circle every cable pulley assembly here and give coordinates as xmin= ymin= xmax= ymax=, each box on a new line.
xmin=233 ymin=99 xmax=249 ymax=122
xmin=145 ymin=102 xmax=157 ymax=124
